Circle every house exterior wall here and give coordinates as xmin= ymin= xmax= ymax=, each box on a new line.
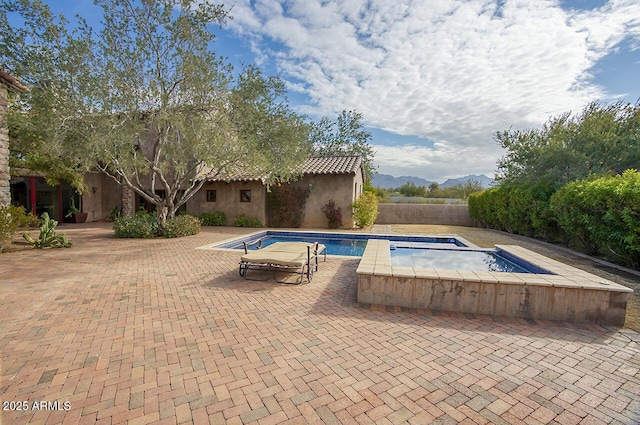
xmin=82 ymin=172 xmax=122 ymax=221
xmin=0 ymin=85 xmax=9 ymax=206
xmin=187 ymin=180 xmax=266 ymax=225
xmin=293 ymin=171 xmax=363 ymax=228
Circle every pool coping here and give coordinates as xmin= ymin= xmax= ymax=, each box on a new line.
xmin=197 ymin=229 xmax=477 ymax=253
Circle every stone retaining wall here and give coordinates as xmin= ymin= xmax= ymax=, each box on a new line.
xmin=0 ymin=85 xmax=9 ymax=206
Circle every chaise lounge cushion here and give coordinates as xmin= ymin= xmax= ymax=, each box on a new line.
xmin=240 ymin=250 xmax=308 ymax=268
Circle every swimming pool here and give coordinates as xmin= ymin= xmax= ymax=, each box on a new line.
xmin=390 ymin=246 xmax=551 ymax=274
xmin=213 ymin=230 xmax=467 ymax=256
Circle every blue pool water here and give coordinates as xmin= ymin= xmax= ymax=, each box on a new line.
xmin=217 ymin=231 xmax=465 ymax=256
xmin=390 ymin=247 xmax=550 ymax=273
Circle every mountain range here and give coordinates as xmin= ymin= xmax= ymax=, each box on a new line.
xmin=371 ymin=173 xmax=494 ymax=189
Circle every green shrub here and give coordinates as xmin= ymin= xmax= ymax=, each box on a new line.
xmin=113 ymin=211 xmax=157 ymax=238
xmin=352 ymin=191 xmax=379 ymax=228
xmin=199 ymin=211 xmax=226 ymax=226
xmin=23 ymin=213 xmax=72 ymax=248
xmin=161 ymin=215 xmax=201 ymax=238
xmin=233 ymin=214 xmax=263 ymax=228
xmin=550 ymin=179 xmax=600 ymax=254
xmin=321 ymin=200 xmax=343 ymax=229
xmin=551 ymin=170 xmax=640 ymax=266
xmin=0 ymin=205 xmax=40 ymax=252
xmin=468 ymin=183 xmax=559 ymax=241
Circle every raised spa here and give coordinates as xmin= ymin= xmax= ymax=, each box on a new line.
xmin=357 ymin=240 xmax=632 ymax=325
xmin=389 ymin=245 xmax=551 ymax=274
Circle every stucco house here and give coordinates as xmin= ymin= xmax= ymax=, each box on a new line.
xmin=187 ymin=155 xmax=365 ymax=228
xmin=9 ymin=155 xmax=365 ymax=228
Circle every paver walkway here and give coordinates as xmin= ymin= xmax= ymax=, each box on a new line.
xmin=1 ymin=224 xmax=639 ymax=424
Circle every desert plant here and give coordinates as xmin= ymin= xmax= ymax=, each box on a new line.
xmin=233 ymin=214 xmax=263 ymax=228
xmin=23 ymin=213 xmax=72 ymax=248
xmin=321 ymin=200 xmax=343 ymax=229
xmin=199 ymin=211 xmax=226 ymax=226
xmin=108 ymin=205 xmax=121 ymax=222
xmin=64 ymin=197 xmax=81 ymax=218
xmin=161 ymin=215 xmax=201 ymax=238
xmin=351 ymin=192 xmax=379 ymax=228
xmin=1 ymin=205 xmax=40 ymax=252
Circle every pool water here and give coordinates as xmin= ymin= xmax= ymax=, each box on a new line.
xmin=390 ymin=247 xmax=549 ymax=273
xmin=218 ymin=231 xmax=465 ymax=256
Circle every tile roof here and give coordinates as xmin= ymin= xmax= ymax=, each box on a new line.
xmin=302 ymin=156 xmax=363 ymax=175
xmin=200 ymin=156 xmax=363 ymax=183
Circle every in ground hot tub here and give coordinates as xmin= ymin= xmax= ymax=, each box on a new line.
xmin=356 ymin=240 xmax=632 ymax=325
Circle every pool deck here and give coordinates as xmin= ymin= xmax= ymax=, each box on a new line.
xmin=1 ymin=224 xmax=639 ymax=424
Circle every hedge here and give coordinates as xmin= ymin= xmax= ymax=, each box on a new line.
xmin=469 ymin=170 xmax=640 ymax=268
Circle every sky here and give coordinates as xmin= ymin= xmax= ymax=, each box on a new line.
xmin=39 ymin=1 xmax=640 ymax=181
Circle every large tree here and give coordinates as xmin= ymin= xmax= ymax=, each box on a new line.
xmin=2 ymin=0 xmax=97 ymax=190
xmin=495 ymin=101 xmax=640 ymax=187
xmin=309 ymin=110 xmax=376 ymax=182
xmin=1 ymin=0 xmax=311 ymax=224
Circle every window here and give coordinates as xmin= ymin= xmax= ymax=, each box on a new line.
xmin=240 ymin=190 xmax=251 ymax=202
xmin=206 ymin=190 xmax=217 ymax=202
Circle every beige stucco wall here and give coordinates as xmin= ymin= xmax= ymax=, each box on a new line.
xmin=82 ymin=172 xmax=122 ymax=221
xmin=83 ymin=168 xmax=365 ymax=227
xmin=187 ymin=180 xmax=266 ymax=225
xmin=293 ymin=171 xmax=363 ymax=228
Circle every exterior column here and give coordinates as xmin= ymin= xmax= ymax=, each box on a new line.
xmin=0 ymin=85 xmax=10 ymax=207
xmin=121 ymin=185 xmax=135 ymax=217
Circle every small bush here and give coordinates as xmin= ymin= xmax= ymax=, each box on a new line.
xmin=321 ymin=200 xmax=343 ymax=229
xmin=233 ymin=214 xmax=263 ymax=228
xmin=113 ymin=211 xmax=157 ymax=238
xmin=352 ymin=192 xmax=379 ymax=228
xmin=1 ymin=205 xmax=40 ymax=252
xmin=199 ymin=211 xmax=226 ymax=226
xmin=161 ymin=215 xmax=201 ymax=238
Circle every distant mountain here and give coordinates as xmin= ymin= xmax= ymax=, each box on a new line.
xmin=372 ymin=173 xmax=493 ymax=189
xmin=440 ymin=174 xmax=494 ymax=188
xmin=371 ymin=174 xmax=434 ymax=189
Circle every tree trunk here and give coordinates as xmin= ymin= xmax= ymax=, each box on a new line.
xmin=157 ymin=205 xmax=169 ymax=226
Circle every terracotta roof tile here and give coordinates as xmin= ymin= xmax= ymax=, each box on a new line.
xmin=200 ymin=156 xmax=363 ymax=182
xmin=302 ymin=156 xmax=363 ymax=175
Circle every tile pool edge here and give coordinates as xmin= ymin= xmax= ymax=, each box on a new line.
xmin=356 ymin=240 xmax=633 ymax=325
xmin=197 ymin=229 xmax=477 ymax=252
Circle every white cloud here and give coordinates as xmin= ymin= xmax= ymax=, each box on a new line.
xmin=222 ymin=0 xmax=640 ymax=179
xmin=372 ymin=142 xmax=503 ymax=182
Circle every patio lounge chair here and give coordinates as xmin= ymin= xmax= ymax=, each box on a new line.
xmin=239 ymin=241 xmax=326 ymax=284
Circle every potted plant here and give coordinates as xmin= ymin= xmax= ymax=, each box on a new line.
xmin=65 ymin=198 xmax=88 ymax=223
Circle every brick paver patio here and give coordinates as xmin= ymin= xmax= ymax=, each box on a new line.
xmin=1 ymin=224 xmax=639 ymax=424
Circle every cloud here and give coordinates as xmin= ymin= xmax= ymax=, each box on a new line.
xmin=222 ymin=0 xmax=640 ymax=178
xmin=372 ymin=142 xmax=504 ymax=181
